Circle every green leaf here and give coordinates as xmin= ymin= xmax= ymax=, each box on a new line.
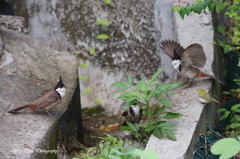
xmin=120 ymin=91 xmax=143 ymax=99
xmin=96 ymin=19 xmax=110 ymax=26
xmin=89 ymin=48 xmax=96 ymax=55
xmin=215 ymin=2 xmax=229 ymax=13
xmin=157 ymin=106 xmax=166 ymax=116
xmin=160 ymin=98 xmax=172 ymax=107
xmin=103 ymin=0 xmax=111 ymax=5
xmin=238 ymin=58 xmax=240 ymax=67
xmin=234 ymin=114 xmax=240 ymax=121
xmin=217 ymin=26 xmax=226 ymax=33
xmin=116 ymin=94 xmax=126 ymax=99
xmin=79 ymin=76 xmax=88 ymax=81
xmin=127 ymin=74 xmax=132 ymax=86
xmin=124 ymin=103 xmax=132 ymax=111
xmin=111 ymin=81 xmax=127 ymax=87
xmin=219 ymin=111 xmax=231 ymax=120
xmin=82 ymin=88 xmax=93 ymax=94
xmin=103 ymin=148 xmax=108 ymax=156
xmin=164 ymin=130 xmax=177 ymax=141
xmin=80 ymin=63 xmax=89 ymax=68
xmin=168 ymin=82 xmax=183 ymax=89
xmin=153 ymin=128 xmax=163 ymax=139
xmin=163 ymin=112 xmax=183 ymax=119
xmin=217 ymin=108 xmax=228 ymax=113
xmin=211 ymin=138 xmax=240 ymax=155
xmin=231 ymin=104 xmax=240 ymax=112
xmin=136 ymin=79 xmax=145 ymax=91
xmin=152 ymin=118 xmax=160 ymax=124
xmin=224 ymin=47 xmax=231 ymax=53
xmin=116 ymin=86 xmax=129 ymax=92
xmin=123 ymin=96 xmax=137 ymax=102
xmin=156 ymin=83 xmax=171 ymax=91
xmin=164 ymin=127 xmax=177 ymax=131
xmin=120 ymin=125 xmax=131 ymax=131
xmin=126 ymin=121 xmax=138 ymax=133
xmin=94 ymin=98 xmax=102 ymax=104
xmin=97 ymin=34 xmax=110 ymax=39
xmin=158 ymin=122 xmax=175 ymax=127
xmin=149 ymin=67 xmax=164 ymax=83
xmin=145 ymin=92 xmax=154 ymax=100
xmin=222 ymin=91 xmax=231 ymax=94
xmin=172 ymin=6 xmax=182 ymax=13
xmin=229 ymin=123 xmax=240 ymax=129
xmin=108 ymin=155 xmax=121 ymax=159
xmin=220 ymin=145 xmax=240 ymax=159
xmin=144 ymin=125 xmax=157 ymax=132
xmin=166 ymin=90 xmax=176 ymax=95
xmin=150 ymin=81 xmax=160 ymax=85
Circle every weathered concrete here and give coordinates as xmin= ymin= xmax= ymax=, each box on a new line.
xmin=0 ymin=15 xmax=26 ymax=33
xmin=0 ymin=28 xmax=78 ymax=159
xmin=145 ymin=0 xmax=223 ymax=158
xmin=5 ymin=0 xmax=225 ymax=158
xmin=7 ymin=0 xmax=165 ymax=115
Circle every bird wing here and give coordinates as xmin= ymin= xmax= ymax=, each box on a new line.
xmin=160 ymin=40 xmax=185 ymax=58
xmin=181 ymin=44 xmax=206 ymax=68
xmin=33 ymin=90 xmax=60 ymax=109
xmin=198 ymin=91 xmax=211 ymax=102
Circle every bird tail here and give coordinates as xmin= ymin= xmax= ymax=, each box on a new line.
xmin=8 ymin=104 xmax=35 ymax=114
xmin=199 ymin=71 xmax=225 ymax=85
xmin=211 ymin=98 xmax=220 ymax=104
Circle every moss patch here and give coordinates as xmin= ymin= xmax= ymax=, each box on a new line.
xmin=82 ymin=106 xmax=105 ymax=116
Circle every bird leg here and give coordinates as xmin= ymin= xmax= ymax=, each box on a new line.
xmin=183 ymin=78 xmax=190 ymax=85
xmin=46 ymin=110 xmax=55 ymax=118
xmin=184 ymin=79 xmax=193 ymax=89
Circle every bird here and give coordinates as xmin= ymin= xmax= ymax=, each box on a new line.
xmin=160 ymin=40 xmax=225 ymax=88
xmin=197 ymin=88 xmax=220 ymax=104
xmin=122 ymin=101 xmax=143 ymax=126
xmin=8 ymin=76 xmax=67 ymax=117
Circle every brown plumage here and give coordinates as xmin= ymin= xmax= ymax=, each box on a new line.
xmin=8 ymin=76 xmax=66 ymax=116
xmin=160 ymin=40 xmax=185 ymax=59
xmin=160 ymin=40 xmax=224 ymax=87
xmin=8 ymin=90 xmax=61 ymax=113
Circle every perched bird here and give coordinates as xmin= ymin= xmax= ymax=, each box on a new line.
xmin=8 ymin=76 xmax=67 ymax=116
xmin=160 ymin=40 xmax=225 ymax=88
xmin=122 ymin=101 xmax=143 ymax=126
xmin=197 ymin=88 xmax=220 ymax=104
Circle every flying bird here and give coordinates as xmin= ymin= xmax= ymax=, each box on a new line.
xmin=160 ymin=40 xmax=225 ymax=88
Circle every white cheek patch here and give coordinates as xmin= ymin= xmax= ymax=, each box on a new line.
xmin=131 ymin=105 xmax=141 ymax=115
xmin=172 ymin=60 xmax=181 ymax=73
xmin=56 ymin=87 xmax=66 ymax=98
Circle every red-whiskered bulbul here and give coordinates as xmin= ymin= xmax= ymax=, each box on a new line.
xmin=160 ymin=40 xmax=225 ymax=88
xmin=8 ymin=76 xmax=67 ymax=116
xmin=122 ymin=100 xmax=143 ymax=126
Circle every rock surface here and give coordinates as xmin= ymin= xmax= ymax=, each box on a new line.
xmin=7 ymin=0 xmax=168 ymax=115
xmin=145 ymin=0 xmax=223 ymax=159
xmin=0 ymin=28 xmax=78 ymax=159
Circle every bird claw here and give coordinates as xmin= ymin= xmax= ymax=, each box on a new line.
xmin=47 ymin=111 xmax=56 ymax=118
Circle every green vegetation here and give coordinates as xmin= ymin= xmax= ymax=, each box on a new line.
xmin=172 ymin=0 xmax=240 ymax=158
xmin=172 ymin=0 xmax=240 ymax=52
xmin=73 ymin=133 xmax=159 ymax=159
xmin=111 ymin=67 xmax=183 ymax=141
xmin=211 ymin=136 xmax=240 ymax=159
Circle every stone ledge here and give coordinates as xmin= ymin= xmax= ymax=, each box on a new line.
xmin=145 ymin=0 xmax=220 ymax=158
xmin=0 ymin=28 xmax=78 ymax=159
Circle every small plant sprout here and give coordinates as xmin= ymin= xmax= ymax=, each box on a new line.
xmin=111 ymin=67 xmax=183 ymax=140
